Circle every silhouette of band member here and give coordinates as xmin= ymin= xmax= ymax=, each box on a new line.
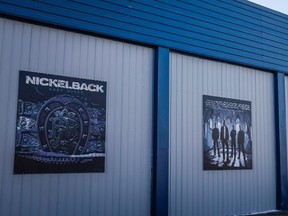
xmin=212 ymin=123 xmax=220 ymax=157
xmin=230 ymin=125 xmax=236 ymax=157
xmin=237 ymin=126 xmax=246 ymax=159
xmin=220 ymin=120 xmax=229 ymax=161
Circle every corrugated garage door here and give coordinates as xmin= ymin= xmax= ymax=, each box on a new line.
xmin=170 ymin=52 xmax=276 ymax=216
xmin=0 ymin=18 xmax=153 ymax=216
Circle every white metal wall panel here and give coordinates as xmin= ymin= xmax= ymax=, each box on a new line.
xmin=0 ymin=18 xmax=153 ymax=216
xmin=170 ymin=52 xmax=276 ymax=216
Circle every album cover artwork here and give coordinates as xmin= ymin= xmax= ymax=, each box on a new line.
xmin=14 ymin=71 xmax=106 ymax=174
xmin=203 ymin=95 xmax=252 ymax=170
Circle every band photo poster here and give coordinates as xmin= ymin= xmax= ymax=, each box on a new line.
xmin=203 ymin=95 xmax=252 ymax=170
xmin=14 ymin=71 xmax=107 ymax=174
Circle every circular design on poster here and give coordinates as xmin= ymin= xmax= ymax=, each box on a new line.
xmin=37 ymin=95 xmax=90 ymax=155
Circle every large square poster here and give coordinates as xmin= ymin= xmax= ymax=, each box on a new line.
xmin=14 ymin=71 xmax=106 ymax=174
xmin=203 ymin=95 xmax=252 ymax=170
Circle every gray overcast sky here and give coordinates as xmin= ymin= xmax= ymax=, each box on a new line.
xmin=248 ymin=0 xmax=288 ymax=14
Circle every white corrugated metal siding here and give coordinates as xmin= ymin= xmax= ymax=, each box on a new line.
xmin=169 ymin=52 xmax=276 ymax=216
xmin=0 ymin=18 xmax=153 ymax=216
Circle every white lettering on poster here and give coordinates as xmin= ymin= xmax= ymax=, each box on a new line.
xmin=25 ymin=75 xmax=104 ymax=93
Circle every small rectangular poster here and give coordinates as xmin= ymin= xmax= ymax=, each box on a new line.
xmin=14 ymin=71 xmax=107 ymax=174
xmin=203 ymin=95 xmax=252 ymax=170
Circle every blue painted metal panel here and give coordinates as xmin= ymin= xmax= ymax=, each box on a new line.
xmin=1 ymin=0 xmax=288 ymax=71
xmin=0 ymin=2 xmax=132 ymax=41
xmin=182 ymin=0 xmax=261 ymax=21
xmin=37 ymin=0 xmax=130 ymax=22
xmin=132 ymin=1 xmax=262 ymax=32
xmin=274 ymin=73 xmax=288 ymax=210
xmin=5 ymin=0 xmax=130 ymax=30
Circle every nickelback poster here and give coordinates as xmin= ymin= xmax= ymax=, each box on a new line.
xmin=14 ymin=71 xmax=106 ymax=174
xmin=203 ymin=95 xmax=252 ymax=170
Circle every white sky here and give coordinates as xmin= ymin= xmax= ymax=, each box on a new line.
xmin=248 ymin=0 xmax=288 ymax=15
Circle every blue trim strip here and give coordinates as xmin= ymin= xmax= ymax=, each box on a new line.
xmin=152 ymin=47 xmax=169 ymax=216
xmin=274 ymin=72 xmax=288 ymax=210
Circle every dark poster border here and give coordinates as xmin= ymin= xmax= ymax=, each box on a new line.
xmin=14 ymin=71 xmax=107 ymax=174
xmin=203 ymin=95 xmax=252 ymax=170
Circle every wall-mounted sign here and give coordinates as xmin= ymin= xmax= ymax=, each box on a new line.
xmin=203 ymin=95 xmax=252 ymax=170
xmin=14 ymin=71 xmax=106 ymax=174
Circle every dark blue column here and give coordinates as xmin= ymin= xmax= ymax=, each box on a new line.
xmin=152 ymin=47 xmax=169 ymax=216
xmin=274 ymin=72 xmax=288 ymax=210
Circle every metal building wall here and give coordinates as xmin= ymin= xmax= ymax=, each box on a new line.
xmin=2 ymin=0 xmax=288 ymax=72
xmin=0 ymin=18 xmax=153 ymax=216
xmin=169 ymin=52 xmax=276 ymax=216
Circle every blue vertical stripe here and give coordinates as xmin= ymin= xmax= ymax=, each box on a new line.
xmin=152 ymin=47 xmax=169 ymax=216
xmin=274 ymin=72 xmax=288 ymax=210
